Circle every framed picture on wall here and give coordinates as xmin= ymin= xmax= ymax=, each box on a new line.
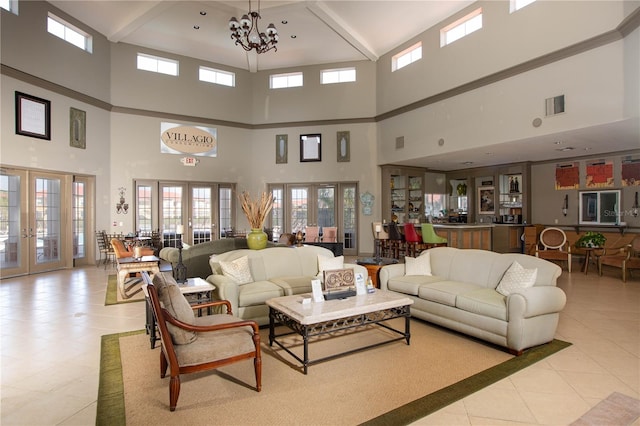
xmin=15 ymin=91 xmax=51 ymax=140
xmin=300 ymin=133 xmax=321 ymax=162
xmin=70 ymin=107 xmax=86 ymax=149
xmin=276 ymin=134 xmax=288 ymax=164
xmin=337 ymin=131 xmax=350 ymax=162
xmin=478 ymin=186 xmax=495 ymax=214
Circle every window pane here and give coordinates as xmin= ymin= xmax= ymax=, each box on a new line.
xmin=137 ymin=55 xmax=156 ymax=72
xmin=290 ymin=188 xmax=307 ymax=232
xmin=47 ymin=17 xmax=65 ymax=39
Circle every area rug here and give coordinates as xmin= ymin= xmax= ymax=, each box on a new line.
xmin=97 ymin=320 xmax=570 ymax=425
xmin=104 ymin=274 xmax=145 ymax=306
xmin=570 ymin=392 xmax=640 ymax=426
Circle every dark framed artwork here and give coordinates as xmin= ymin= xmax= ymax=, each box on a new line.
xmin=70 ymin=107 xmax=86 ymax=149
xmin=478 ymin=186 xmax=495 ymax=214
xmin=337 ymin=131 xmax=350 ymax=162
xmin=300 ymin=133 xmax=321 ymax=162
xmin=276 ymin=134 xmax=288 ymax=164
xmin=15 ymin=91 xmax=51 ymax=140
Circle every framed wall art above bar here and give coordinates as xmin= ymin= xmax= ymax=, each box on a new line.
xmin=478 ymin=186 xmax=495 ymax=215
xmin=15 ymin=91 xmax=51 ymax=140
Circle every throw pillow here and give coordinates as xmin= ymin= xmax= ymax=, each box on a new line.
xmin=316 ymin=255 xmax=345 ymax=281
xmin=496 ymin=261 xmax=538 ymax=296
xmin=153 ymin=272 xmax=197 ymax=345
xmin=219 ymin=255 xmax=253 ymax=285
xmin=405 ymin=251 xmax=432 ymax=276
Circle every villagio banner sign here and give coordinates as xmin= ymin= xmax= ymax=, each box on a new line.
xmin=160 ymin=122 xmax=217 ymax=157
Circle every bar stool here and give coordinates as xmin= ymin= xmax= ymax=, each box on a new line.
xmin=404 ymin=223 xmax=425 ymax=257
xmin=386 ymin=222 xmax=404 ymax=259
xmin=371 ymin=222 xmax=389 ymax=258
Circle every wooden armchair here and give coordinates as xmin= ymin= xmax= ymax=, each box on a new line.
xmin=535 ymin=227 xmax=572 ymax=272
xmin=598 ymin=236 xmax=640 ymax=282
xmin=143 ymin=272 xmax=261 ymax=411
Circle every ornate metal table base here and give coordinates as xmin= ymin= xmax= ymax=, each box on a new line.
xmin=268 ymin=305 xmax=411 ymax=374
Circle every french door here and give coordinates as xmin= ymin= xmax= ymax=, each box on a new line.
xmin=137 ymin=181 xmax=231 ymax=247
xmin=0 ymin=168 xmax=92 ymax=277
xmin=269 ymin=182 xmax=358 ymax=255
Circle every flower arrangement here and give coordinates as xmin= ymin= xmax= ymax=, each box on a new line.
xmin=239 ymin=191 xmax=273 ymax=230
xmin=576 ymin=231 xmax=606 ymax=248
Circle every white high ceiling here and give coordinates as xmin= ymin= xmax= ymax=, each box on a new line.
xmin=48 ymin=0 xmax=639 ymax=171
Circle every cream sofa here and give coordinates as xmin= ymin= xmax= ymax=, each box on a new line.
xmin=379 ymin=247 xmax=566 ymax=354
xmin=206 ymin=246 xmax=368 ymax=325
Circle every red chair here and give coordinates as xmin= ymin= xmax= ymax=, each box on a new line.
xmin=403 ymin=223 xmax=424 ymax=257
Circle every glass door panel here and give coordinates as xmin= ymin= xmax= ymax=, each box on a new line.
xmin=317 ymin=186 xmax=335 ymax=228
xmin=0 ymin=169 xmax=27 ymax=276
xmin=342 ymin=185 xmax=357 ymax=254
xmin=72 ymin=180 xmax=85 ymax=260
xmin=191 ymin=186 xmax=215 ymax=243
xmin=30 ymin=173 xmax=66 ymax=273
xmin=160 ymin=184 xmax=184 ymax=247
xmin=290 ymin=187 xmax=308 ymax=233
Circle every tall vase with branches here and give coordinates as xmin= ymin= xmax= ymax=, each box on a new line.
xmin=239 ymin=191 xmax=273 ymax=250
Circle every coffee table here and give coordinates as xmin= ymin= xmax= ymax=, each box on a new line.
xmin=116 ymin=255 xmax=160 ymax=299
xmin=267 ymin=291 xmax=413 ymax=374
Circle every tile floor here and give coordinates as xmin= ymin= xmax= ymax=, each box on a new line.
xmin=1 ymin=261 xmax=639 ymax=425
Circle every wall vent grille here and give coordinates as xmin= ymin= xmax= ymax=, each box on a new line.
xmin=396 ymin=136 xmax=404 ymax=149
xmin=545 ymin=95 xmax=565 ymax=116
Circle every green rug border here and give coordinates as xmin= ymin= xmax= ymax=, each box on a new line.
xmin=105 ymin=275 xmax=145 ymax=306
xmin=97 ymin=327 xmax=570 ymax=425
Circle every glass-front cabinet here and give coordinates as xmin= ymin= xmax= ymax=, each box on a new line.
xmin=382 ymin=166 xmax=425 ymax=223
xmin=499 ymin=173 xmax=523 ymax=218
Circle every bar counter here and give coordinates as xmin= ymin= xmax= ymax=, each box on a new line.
xmin=432 ymin=223 xmax=524 ymax=252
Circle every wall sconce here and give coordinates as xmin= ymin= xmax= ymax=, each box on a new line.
xmin=633 ymin=191 xmax=639 ymax=218
xmin=116 ymin=187 xmax=128 ymax=214
xmin=562 ymin=194 xmax=568 ymax=216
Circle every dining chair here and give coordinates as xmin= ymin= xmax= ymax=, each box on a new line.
xmin=535 ymin=227 xmax=572 ymax=272
xmin=304 ymin=226 xmax=320 ymax=242
xmin=322 ymin=227 xmax=338 ymax=242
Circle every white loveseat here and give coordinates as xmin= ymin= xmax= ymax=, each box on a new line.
xmin=206 ymin=246 xmax=367 ymax=325
xmin=379 ymin=247 xmax=566 ymax=354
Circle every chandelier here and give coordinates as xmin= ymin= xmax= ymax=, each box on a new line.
xmin=228 ymin=0 xmax=278 ymax=54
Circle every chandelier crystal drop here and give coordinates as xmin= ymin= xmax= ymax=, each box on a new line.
xmin=229 ymin=0 xmax=278 ymax=54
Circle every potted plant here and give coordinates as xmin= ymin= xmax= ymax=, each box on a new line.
xmin=239 ymin=191 xmax=273 ymax=250
xmin=576 ymin=231 xmax=606 ymax=248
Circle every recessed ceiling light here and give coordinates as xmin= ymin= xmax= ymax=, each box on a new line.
xmin=193 ymin=25 xmax=200 ymax=30
xmin=200 ymin=11 xmax=206 ymax=16
xmin=291 ymin=35 xmax=297 ymax=39
xmin=281 ymin=20 xmax=288 ymax=24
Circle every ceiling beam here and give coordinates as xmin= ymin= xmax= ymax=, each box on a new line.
xmin=108 ymin=1 xmax=174 ymax=42
xmin=305 ymin=1 xmax=378 ymax=62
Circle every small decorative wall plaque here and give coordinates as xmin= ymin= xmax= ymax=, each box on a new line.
xmin=276 ymin=134 xmax=288 ymax=164
xmin=337 ymin=131 xmax=350 ymax=162
xmin=70 ymin=107 xmax=86 ymax=149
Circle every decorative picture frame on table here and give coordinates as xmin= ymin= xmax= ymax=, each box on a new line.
xmin=70 ymin=107 xmax=86 ymax=149
xmin=300 ymin=133 xmax=322 ymax=162
xmin=275 ymin=134 xmax=288 ymax=164
xmin=337 ymin=131 xmax=350 ymax=162
xmin=478 ymin=186 xmax=495 ymax=214
xmin=15 ymin=91 xmax=51 ymax=140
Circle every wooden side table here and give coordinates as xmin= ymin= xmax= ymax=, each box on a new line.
xmin=356 ymin=257 xmax=399 ymax=288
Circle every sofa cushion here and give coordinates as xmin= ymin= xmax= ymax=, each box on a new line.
xmin=418 ymin=280 xmax=484 ymax=307
xmin=153 ymin=272 xmax=197 ymax=345
xmin=316 ymin=255 xmax=344 ymax=281
xmin=237 ymin=280 xmax=285 ymax=307
xmin=496 ymin=261 xmax=538 ymax=296
xmin=387 ymin=275 xmax=444 ymax=296
xmin=219 ymin=255 xmax=253 ymax=285
xmin=405 ymin=251 xmax=432 ymax=276
xmin=456 ymin=288 xmax=507 ymax=321
xmin=270 ymin=276 xmax=315 ymax=295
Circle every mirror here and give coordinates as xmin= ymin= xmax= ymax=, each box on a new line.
xmin=579 ymin=190 xmax=620 ymax=224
